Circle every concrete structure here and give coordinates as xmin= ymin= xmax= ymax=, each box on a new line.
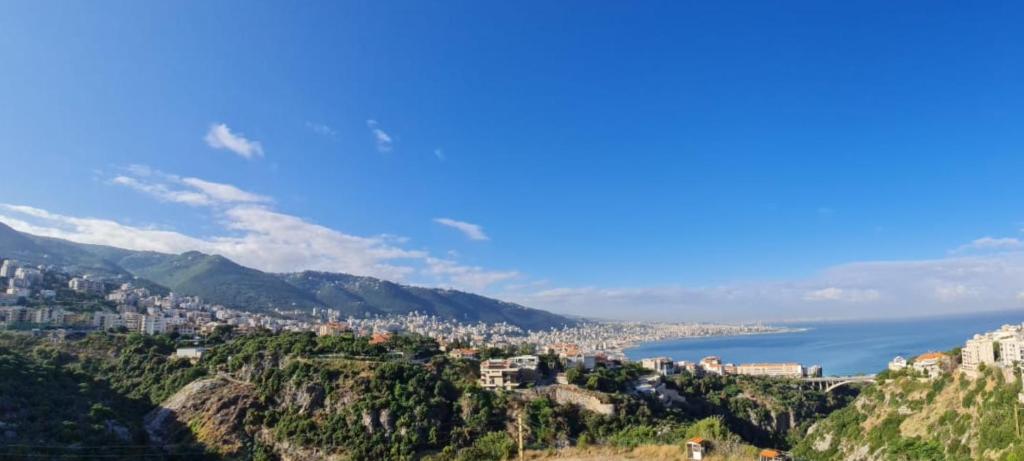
xmin=641 ymin=357 xmax=676 ymax=375
xmin=92 ymin=311 xmax=124 ymax=330
xmin=1000 ymin=335 xmax=1024 ymax=368
xmin=69 ymin=277 xmax=104 ymax=295
xmin=962 ymin=334 xmax=997 ymax=374
xmin=479 ymin=358 xmax=526 ymax=391
xmin=175 ymin=347 xmax=206 ymax=360
xmin=449 ymin=348 xmax=480 ymax=360
xmin=564 ymin=353 xmax=597 ymax=370
xmin=509 ymin=355 xmax=540 ymax=370
xmin=316 ymin=322 xmax=348 ymax=337
xmin=700 ymin=356 xmax=726 ymax=375
xmin=0 ymin=260 xmax=18 ymax=278
xmin=141 ymin=315 xmax=166 ymax=335
xmin=888 ymin=356 xmax=907 ymax=371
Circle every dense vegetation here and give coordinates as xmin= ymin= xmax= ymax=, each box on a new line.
xmin=0 ymin=329 xmax=854 ymax=460
xmin=794 ymin=364 xmax=1024 ymax=460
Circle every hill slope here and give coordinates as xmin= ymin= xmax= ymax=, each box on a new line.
xmin=0 ymin=221 xmax=575 ymax=329
xmin=793 ymin=365 xmax=1024 ymax=460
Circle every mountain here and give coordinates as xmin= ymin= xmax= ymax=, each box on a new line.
xmin=282 ymin=271 xmax=574 ymax=329
xmin=0 ymin=221 xmax=575 ymax=330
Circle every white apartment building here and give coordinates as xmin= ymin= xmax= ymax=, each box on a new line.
xmin=141 ymin=315 xmax=167 ymax=335
xmin=962 ymin=334 xmax=998 ymax=374
xmin=509 ymin=355 xmax=540 ymax=370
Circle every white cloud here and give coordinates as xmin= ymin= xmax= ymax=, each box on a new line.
xmin=952 ymin=236 xmax=1023 ymax=254
xmin=204 ymin=123 xmax=264 ymax=159
xmin=434 ymin=218 xmax=489 ymax=241
xmin=366 ymin=119 xmax=393 ymax=153
xmin=111 ymin=176 xmax=212 ymax=206
xmin=505 ymin=253 xmax=1024 ymax=322
xmin=803 ymin=287 xmax=880 ymax=302
xmin=0 ymin=169 xmax=517 ymax=292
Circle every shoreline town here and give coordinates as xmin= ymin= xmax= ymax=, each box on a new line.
xmin=0 ymin=258 xmax=802 ymax=360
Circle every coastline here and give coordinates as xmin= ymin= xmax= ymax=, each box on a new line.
xmin=618 ymin=325 xmax=809 ymax=358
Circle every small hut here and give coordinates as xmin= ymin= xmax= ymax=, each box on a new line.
xmin=758 ymin=448 xmax=789 ymax=461
xmin=685 ymin=436 xmax=708 ymax=460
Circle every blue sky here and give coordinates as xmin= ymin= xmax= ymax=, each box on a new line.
xmin=2 ymin=2 xmax=1024 ymax=320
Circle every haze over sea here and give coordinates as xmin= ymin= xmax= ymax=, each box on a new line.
xmin=625 ymin=309 xmax=1024 ymax=376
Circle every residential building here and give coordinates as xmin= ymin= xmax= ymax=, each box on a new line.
xmin=564 ymin=353 xmax=597 ymax=370
xmin=641 ymin=357 xmax=676 ymax=375
xmin=735 ymin=362 xmax=805 ymax=378
xmin=700 ymin=356 xmax=725 ymax=375
xmin=141 ymin=315 xmax=166 ymax=335
xmin=962 ymin=334 xmax=997 ymax=374
xmin=92 ymin=312 xmax=123 ymax=330
xmin=316 ymin=322 xmax=349 ymax=337
xmin=999 ymin=335 xmax=1024 ymax=368
xmin=912 ymin=352 xmax=949 ymax=377
xmin=69 ymin=277 xmax=104 ymax=295
xmin=479 ymin=358 xmax=526 ymax=391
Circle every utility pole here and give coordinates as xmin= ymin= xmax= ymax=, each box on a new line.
xmin=518 ymin=411 xmax=525 ymax=461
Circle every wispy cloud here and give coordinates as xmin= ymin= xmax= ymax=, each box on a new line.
xmin=434 ymin=148 xmax=446 ymax=161
xmin=305 ymin=121 xmax=337 ymax=138
xmin=434 ymin=217 xmax=489 ymax=241
xmin=366 ymin=119 xmax=393 ymax=153
xmin=951 ymin=236 xmax=1024 ymax=254
xmin=204 ymin=123 xmax=264 ymax=159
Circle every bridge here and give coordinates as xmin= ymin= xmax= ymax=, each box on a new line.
xmin=801 ymin=374 xmax=876 ymax=392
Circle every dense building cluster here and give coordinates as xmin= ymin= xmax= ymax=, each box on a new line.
xmin=959 ymin=323 xmax=1024 ymax=377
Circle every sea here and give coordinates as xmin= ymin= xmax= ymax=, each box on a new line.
xmin=624 ymin=309 xmax=1024 ymax=376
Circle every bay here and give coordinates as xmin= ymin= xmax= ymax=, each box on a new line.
xmin=625 ymin=309 xmax=1024 ymax=376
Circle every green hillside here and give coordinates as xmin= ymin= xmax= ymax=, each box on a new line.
xmin=793 ymin=364 xmax=1024 ymax=460
xmin=124 ymin=251 xmax=321 ymax=310
xmin=0 ymin=221 xmax=575 ymax=330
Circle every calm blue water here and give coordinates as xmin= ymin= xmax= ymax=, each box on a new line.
xmin=625 ymin=309 xmax=1024 ymax=376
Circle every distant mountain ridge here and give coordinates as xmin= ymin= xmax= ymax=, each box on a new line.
xmin=0 ymin=221 xmax=574 ymax=330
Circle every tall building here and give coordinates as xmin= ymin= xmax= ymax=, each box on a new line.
xmin=0 ymin=260 xmax=18 ymax=278
xmin=962 ymin=334 xmax=997 ymax=373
